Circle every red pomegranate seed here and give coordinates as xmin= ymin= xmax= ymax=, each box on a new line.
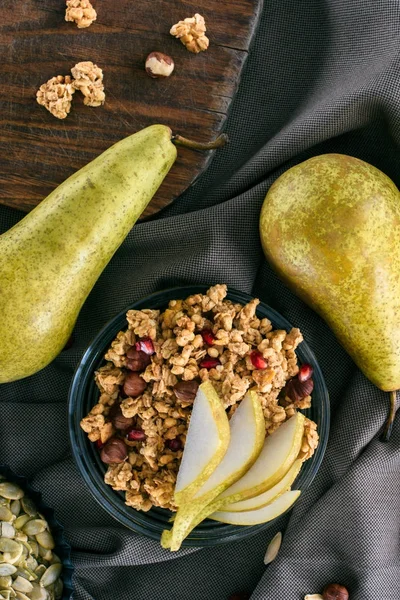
xmin=250 ymin=350 xmax=268 ymax=370
xmin=135 ymin=337 xmax=155 ymax=355
xmin=199 ymin=357 xmax=221 ymax=369
xmin=166 ymin=438 xmax=182 ymax=451
xmin=200 ymin=329 xmax=215 ymax=345
xmin=126 ymin=428 xmax=147 ymax=442
xmin=298 ymin=363 xmax=314 ymax=382
xmin=96 ymin=439 xmax=105 ymax=449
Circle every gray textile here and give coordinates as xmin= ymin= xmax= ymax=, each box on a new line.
xmin=1 ymin=0 xmax=400 ymax=598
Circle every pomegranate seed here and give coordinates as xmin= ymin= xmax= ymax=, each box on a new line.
xmin=298 ymin=363 xmax=313 ymax=382
xmin=250 ymin=350 xmax=268 ymax=370
xmin=96 ymin=439 xmax=105 ymax=449
xmin=126 ymin=428 xmax=147 ymax=442
xmin=200 ymin=329 xmax=215 ymax=345
xmin=135 ymin=337 xmax=155 ymax=355
xmin=166 ymin=438 xmax=182 ymax=451
xmin=199 ymin=357 xmax=221 ymax=369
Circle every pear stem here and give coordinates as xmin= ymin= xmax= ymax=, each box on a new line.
xmin=172 ymin=133 xmax=228 ymax=151
xmin=380 ymin=390 xmax=397 ymax=442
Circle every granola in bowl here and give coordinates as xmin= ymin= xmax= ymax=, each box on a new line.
xmin=80 ymin=284 xmax=319 ymax=514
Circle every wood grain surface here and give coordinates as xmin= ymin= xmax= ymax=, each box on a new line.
xmin=0 ymin=0 xmax=262 ymax=217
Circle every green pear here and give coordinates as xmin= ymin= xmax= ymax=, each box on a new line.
xmin=260 ymin=153 xmax=400 ymax=438
xmin=1 ymin=125 xmax=223 ymax=383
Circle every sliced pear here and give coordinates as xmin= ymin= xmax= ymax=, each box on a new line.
xmin=173 ymin=381 xmax=230 ymax=506
xmin=210 ymin=490 xmax=301 ymax=525
xmin=217 ymin=411 xmax=305 ymax=506
xmin=162 ymin=391 xmax=265 ymax=551
xmin=222 ymin=458 xmax=303 ymax=512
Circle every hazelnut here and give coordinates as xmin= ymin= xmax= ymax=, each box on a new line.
xmin=112 ymin=407 xmax=134 ymax=431
xmin=145 ymin=52 xmax=174 ymax=78
xmin=284 ymin=376 xmax=314 ymax=402
xmin=126 ymin=347 xmax=151 ymax=372
xmin=123 ymin=372 xmax=147 ymax=397
xmin=173 ymin=380 xmax=199 ymax=402
xmin=100 ymin=437 xmax=127 ymax=464
xmin=322 ymin=583 xmax=349 ymax=600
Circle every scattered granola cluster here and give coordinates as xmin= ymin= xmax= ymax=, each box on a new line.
xmin=71 ymin=61 xmax=105 ymax=106
xmin=170 ymin=13 xmax=209 ymax=53
xmin=36 ymin=62 xmax=104 ymax=119
xmin=36 ymin=76 xmax=75 ymax=120
xmin=80 ymin=285 xmax=319 ymax=513
xmin=65 ymin=0 xmax=97 ymax=29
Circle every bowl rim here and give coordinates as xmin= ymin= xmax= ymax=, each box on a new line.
xmin=68 ymin=285 xmax=330 ymax=547
xmin=0 ymin=464 xmax=74 ymax=599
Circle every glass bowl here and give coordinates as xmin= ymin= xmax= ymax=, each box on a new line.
xmin=0 ymin=464 xmax=74 ymax=598
xmin=68 ymin=286 xmax=329 ymax=547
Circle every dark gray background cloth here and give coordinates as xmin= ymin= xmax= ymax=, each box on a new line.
xmin=1 ymin=0 xmax=400 ymax=598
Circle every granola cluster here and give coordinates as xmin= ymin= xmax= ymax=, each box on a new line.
xmin=170 ymin=13 xmax=209 ymax=53
xmin=65 ymin=0 xmax=97 ymax=29
xmin=37 ymin=61 xmax=105 ymax=119
xmin=36 ymin=76 xmax=75 ymax=120
xmin=71 ymin=61 xmax=105 ymax=107
xmin=80 ymin=285 xmax=319 ymax=512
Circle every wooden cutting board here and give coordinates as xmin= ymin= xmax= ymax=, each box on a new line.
xmin=0 ymin=0 xmax=262 ymax=218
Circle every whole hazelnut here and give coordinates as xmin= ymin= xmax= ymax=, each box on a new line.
xmin=322 ymin=583 xmax=349 ymax=600
xmin=145 ymin=52 xmax=174 ymax=78
xmin=112 ymin=407 xmax=134 ymax=431
xmin=123 ymin=372 xmax=147 ymax=397
xmin=100 ymin=437 xmax=127 ymax=464
xmin=126 ymin=347 xmax=151 ymax=372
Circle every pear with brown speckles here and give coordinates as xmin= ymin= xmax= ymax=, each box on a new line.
xmin=260 ymin=154 xmax=400 ymax=439
xmin=0 ymin=125 xmax=178 ymax=383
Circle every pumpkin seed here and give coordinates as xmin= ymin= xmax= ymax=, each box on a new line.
xmin=0 ymin=565 xmax=16 ymax=577
xmin=0 ymin=576 xmax=11 ymax=588
xmin=9 ymin=503 xmax=20 ymax=519
xmin=40 ymin=564 xmax=62 ymax=588
xmin=0 ymin=510 xmax=12 ymax=525
xmin=30 ymin=583 xmax=48 ymax=600
xmin=0 ymin=591 xmax=11 ymax=600
xmin=28 ymin=542 xmax=38 ymax=556
xmin=0 ymin=485 xmax=24 ymax=502
xmin=0 ymin=525 xmax=14 ymax=540
xmin=14 ymin=592 xmax=30 ymax=600
xmin=11 ymin=577 xmax=33 ymax=594
xmin=20 ymin=498 xmax=36 ymax=518
xmin=49 ymin=553 xmax=60 ymax=565
xmin=13 ymin=517 xmax=30 ymax=531
xmin=2 ymin=545 xmax=23 ymax=566
xmin=0 ymin=540 xmax=21 ymax=555
xmin=35 ymin=532 xmax=54 ymax=551
xmin=25 ymin=555 xmax=38 ymax=571
xmin=22 ymin=520 xmax=47 ymax=537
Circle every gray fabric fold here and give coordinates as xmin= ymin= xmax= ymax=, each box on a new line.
xmin=1 ymin=0 xmax=400 ymax=598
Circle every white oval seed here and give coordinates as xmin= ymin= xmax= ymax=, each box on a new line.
xmin=0 ymin=484 xmax=24 ymax=501
xmin=264 ymin=531 xmax=282 ymax=565
xmin=40 ymin=564 xmax=62 ymax=588
xmin=12 ymin=576 xmax=33 ymax=594
xmin=22 ymin=521 xmax=47 ymax=537
xmin=0 ymin=564 xmax=17 ymax=576
xmin=35 ymin=532 xmax=54 ymax=551
xmin=0 ymin=525 xmax=14 ymax=539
